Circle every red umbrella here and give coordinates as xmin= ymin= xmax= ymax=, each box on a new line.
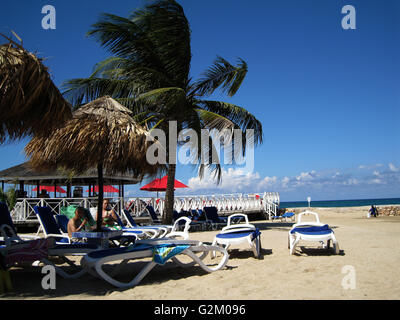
xmin=140 ymin=175 xmax=188 ymax=192
xmin=32 ymin=186 xmax=67 ymax=193
xmin=86 ymin=185 xmax=120 ymax=193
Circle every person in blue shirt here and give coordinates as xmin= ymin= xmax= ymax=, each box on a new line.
xmin=369 ymin=205 xmax=378 ymax=218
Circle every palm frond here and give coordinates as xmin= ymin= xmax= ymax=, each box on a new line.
xmin=62 ymin=77 xmax=138 ymax=107
xmin=88 ymin=0 xmax=191 ymax=88
xmin=194 ymin=56 xmax=248 ymax=97
xmin=195 ymin=108 xmax=235 ymax=132
xmin=198 ymin=100 xmax=263 ymax=146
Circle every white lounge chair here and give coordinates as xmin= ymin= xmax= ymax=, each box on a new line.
xmin=81 ymin=238 xmax=229 ymax=288
xmin=165 ymin=216 xmax=191 ymax=240
xmin=288 ymin=210 xmax=339 ymax=255
xmin=122 ymin=209 xmax=169 ymax=238
xmin=145 ymin=205 xmax=174 ymax=233
xmin=211 ymin=214 xmax=262 ymax=259
xmin=114 ymin=212 xmax=159 ymax=239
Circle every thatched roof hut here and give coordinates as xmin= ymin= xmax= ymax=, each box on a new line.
xmin=25 ymin=96 xmax=163 ymax=229
xmin=0 ymin=35 xmax=72 ymax=143
xmin=0 ymin=162 xmax=141 ymax=187
xmin=25 ymin=96 xmax=159 ymax=177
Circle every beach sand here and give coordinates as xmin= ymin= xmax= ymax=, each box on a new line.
xmin=2 ymin=206 xmax=400 ymax=300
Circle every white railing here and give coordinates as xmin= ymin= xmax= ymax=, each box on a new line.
xmin=11 ymin=191 xmax=280 ymax=224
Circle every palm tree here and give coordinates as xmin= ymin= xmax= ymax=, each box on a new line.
xmin=62 ymin=0 xmax=263 ymax=224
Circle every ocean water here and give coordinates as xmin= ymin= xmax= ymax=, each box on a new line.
xmin=280 ymin=198 xmax=400 ymax=208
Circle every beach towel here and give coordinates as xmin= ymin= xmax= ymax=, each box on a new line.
xmin=60 ymin=206 xmax=96 ymax=228
xmin=152 ymin=244 xmax=190 ymax=265
xmin=252 ymin=228 xmax=262 ymax=241
xmin=3 ymin=239 xmax=51 ymax=266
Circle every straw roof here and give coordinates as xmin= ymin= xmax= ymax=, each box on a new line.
xmin=0 ymin=35 xmax=72 ymax=143
xmin=25 ymin=96 xmax=162 ymax=180
xmin=0 ymin=162 xmax=141 ymax=186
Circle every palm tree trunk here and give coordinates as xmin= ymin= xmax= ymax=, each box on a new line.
xmin=163 ymin=163 xmax=176 ymax=224
xmin=96 ymin=162 xmax=104 ymax=232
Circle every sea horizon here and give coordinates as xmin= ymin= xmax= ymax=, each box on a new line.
xmin=280 ymin=197 xmax=400 ymax=208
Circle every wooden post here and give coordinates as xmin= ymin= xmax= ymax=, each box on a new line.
xmin=96 ymin=163 xmax=104 ymax=232
xmin=19 ymin=181 xmax=24 ymax=198
xmin=67 ymin=183 xmax=71 ymax=198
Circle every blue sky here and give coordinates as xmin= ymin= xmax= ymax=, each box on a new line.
xmin=0 ymin=0 xmax=399 ymax=201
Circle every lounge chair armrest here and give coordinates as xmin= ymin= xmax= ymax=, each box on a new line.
xmin=45 ymin=234 xmax=71 ymax=243
xmin=18 ymin=234 xmax=41 ymax=240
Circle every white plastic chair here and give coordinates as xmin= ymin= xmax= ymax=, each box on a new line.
xmin=211 ymin=214 xmax=261 ymax=259
xmin=288 ymin=210 xmax=339 ymax=255
xmin=166 ymin=216 xmax=191 ymax=240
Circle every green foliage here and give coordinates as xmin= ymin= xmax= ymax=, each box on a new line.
xmin=0 ymin=187 xmax=17 ymax=210
xmin=62 ymin=0 xmax=263 ymax=184
xmin=61 ymin=0 xmax=265 ymax=222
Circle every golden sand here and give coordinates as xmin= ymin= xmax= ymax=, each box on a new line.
xmin=2 ymin=206 xmax=400 ymax=300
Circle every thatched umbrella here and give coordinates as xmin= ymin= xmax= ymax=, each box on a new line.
xmin=0 ymin=34 xmax=72 ymax=143
xmin=25 ymin=96 xmax=162 ymax=231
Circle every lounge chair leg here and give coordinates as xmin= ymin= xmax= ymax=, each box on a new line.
xmin=41 ymin=258 xmax=87 ymax=279
xmin=251 ymin=237 xmax=261 ymax=258
xmin=327 ymin=240 xmax=331 ymax=250
xmin=290 ymin=236 xmax=300 ymax=255
xmin=186 ymin=246 xmax=229 ymax=273
xmin=210 ymin=238 xmax=218 ymax=259
xmin=95 ymin=260 xmax=157 ymax=288
xmin=333 ymin=242 xmax=340 ymax=255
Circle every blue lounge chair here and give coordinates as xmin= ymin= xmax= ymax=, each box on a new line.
xmin=0 ymin=203 xmax=94 ymax=279
xmin=211 ymin=214 xmax=262 ymax=259
xmin=181 ymin=210 xmax=206 ymax=231
xmin=281 ymin=212 xmax=295 ymax=222
xmin=288 ymin=210 xmax=339 ymax=255
xmin=34 ymin=206 xmax=138 ymax=246
xmin=203 ymin=207 xmax=228 ymax=230
xmin=0 ymin=202 xmax=42 ymax=247
xmin=270 ymin=213 xmax=283 ymax=221
xmin=144 ymin=205 xmax=174 ymax=233
xmin=146 ymin=205 xmax=163 ymax=224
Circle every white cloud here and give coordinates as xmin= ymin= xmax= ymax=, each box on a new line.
xmin=263 ymin=176 xmax=277 ymax=184
xmin=296 ymin=170 xmax=316 ymax=182
xmin=389 ymin=163 xmax=399 ymax=172
xmin=332 ymin=172 xmax=341 ymax=178
xmin=186 ymin=167 xmax=260 ymax=193
xmin=179 ymin=162 xmax=400 ymax=197
xmin=358 ymin=163 xmax=383 ymax=170
xmin=369 ymin=178 xmax=383 ymax=185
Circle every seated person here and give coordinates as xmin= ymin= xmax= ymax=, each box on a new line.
xmin=67 ymin=207 xmax=88 ymax=238
xmin=39 ymin=190 xmax=50 ymax=198
xmin=100 ymin=199 xmax=119 ymax=229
